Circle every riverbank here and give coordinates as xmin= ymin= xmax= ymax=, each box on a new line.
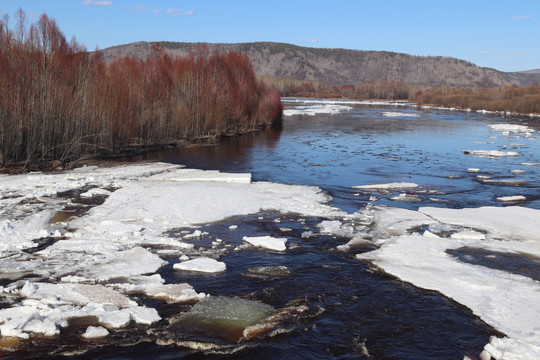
xmin=0 ymin=124 xmax=272 ymax=174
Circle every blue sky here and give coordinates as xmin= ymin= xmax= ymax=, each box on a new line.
xmin=1 ymin=0 xmax=538 ymax=72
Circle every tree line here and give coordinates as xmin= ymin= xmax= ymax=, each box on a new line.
xmin=0 ymin=10 xmax=282 ymax=170
xmin=266 ymin=76 xmax=540 ymax=115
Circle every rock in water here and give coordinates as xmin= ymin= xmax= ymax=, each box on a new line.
xmin=171 ymin=296 xmax=275 ymax=343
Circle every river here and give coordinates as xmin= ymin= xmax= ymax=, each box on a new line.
xmin=4 ymin=99 xmax=540 ymax=359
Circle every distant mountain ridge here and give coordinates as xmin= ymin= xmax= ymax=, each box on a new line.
xmin=101 ymin=41 xmax=540 ymax=88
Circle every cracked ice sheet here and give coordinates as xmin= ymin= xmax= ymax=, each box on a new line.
xmin=0 ymin=163 xmax=342 ymax=280
xmin=357 ymin=205 xmax=540 ymax=360
xmin=0 ymin=163 xmax=342 ymax=340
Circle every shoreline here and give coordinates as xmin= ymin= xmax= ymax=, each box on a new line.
xmin=0 ymin=125 xmax=271 ymax=175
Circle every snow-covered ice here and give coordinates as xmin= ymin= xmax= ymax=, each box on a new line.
xmin=390 ymin=193 xmax=422 ymax=202
xmin=82 ymin=326 xmax=109 ymax=339
xmin=497 ymin=195 xmax=526 ymax=202
xmin=242 ymin=236 xmax=288 ymax=252
xmin=281 ymin=98 xmax=411 ymax=117
xmin=488 ymin=124 xmax=535 ymax=137
xmin=2 ymin=160 xmax=540 ymax=358
xmin=356 ymin=205 xmax=540 ymax=359
xmin=0 ymin=162 xmax=342 ymax=343
xmin=283 ymin=104 xmax=353 ymax=116
xmin=381 ymin=111 xmax=420 ymax=117
xmin=173 ymin=257 xmax=227 ymax=273
xmin=462 ymin=150 xmax=519 ymax=157
xmin=352 ymin=182 xmax=419 ymax=190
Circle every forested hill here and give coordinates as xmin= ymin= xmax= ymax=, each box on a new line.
xmin=101 ymin=41 xmax=540 ymax=88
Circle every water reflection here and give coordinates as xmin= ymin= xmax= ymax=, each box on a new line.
xmin=129 ymin=103 xmax=540 ymax=212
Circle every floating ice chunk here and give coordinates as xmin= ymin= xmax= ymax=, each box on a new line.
xmin=318 ymin=220 xmax=354 ymax=237
xmin=21 ymin=316 xmax=58 ymax=336
xmin=242 ymin=236 xmax=288 ymax=252
xmin=481 ymin=179 xmax=528 ymax=186
xmin=462 ymin=150 xmax=519 ymax=157
xmin=497 ymin=195 xmax=526 ymax=202
xmin=171 ymin=296 xmax=275 ymax=342
xmin=139 ymin=283 xmax=206 ymax=303
xmin=82 ymin=326 xmax=109 ymax=339
xmin=245 ymin=266 xmax=290 ymax=277
xmin=183 ymin=230 xmax=202 ymax=239
xmin=488 ymin=124 xmax=535 ymax=137
xmin=476 ymin=175 xmax=491 ymax=180
xmin=96 ymin=308 xmax=131 ymax=328
xmin=381 ymin=112 xmax=419 ymax=117
xmin=467 ymin=168 xmax=481 ymax=173
xmin=80 ymin=188 xmax=111 ymax=199
xmin=129 ymin=306 xmax=161 ymax=325
xmin=510 ymin=169 xmax=525 ymax=174
xmin=352 ymin=182 xmax=419 ymax=190
xmin=228 ymin=225 xmax=238 ymax=230
xmin=391 ymin=193 xmax=422 ymax=202
xmin=521 ymin=162 xmax=540 ymax=166
xmin=173 ymin=257 xmax=226 ymax=273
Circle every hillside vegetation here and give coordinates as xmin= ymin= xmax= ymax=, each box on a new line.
xmin=102 ymin=41 xmax=540 ymax=88
xmin=0 ymin=12 xmax=282 ymax=170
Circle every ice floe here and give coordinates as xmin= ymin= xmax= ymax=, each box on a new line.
xmin=488 ymin=124 xmax=535 ymax=137
xmin=381 ymin=111 xmax=420 ymax=117
xmin=283 ymin=104 xmax=353 ymax=116
xmin=0 ymin=162 xmax=343 ymax=344
xmin=390 ymin=193 xmax=422 ymax=202
xmin=355 ymin=205 xmax=540 ymax=359
xmin=173 ymin=257 xmax=227 ymax=273
xmin=82 ymin=326 xmax=109 ymax=339
xmin=352 ymin=182 xmax=419 ymax=190
xmin=497 ymin=195 xmax=526 ymax=202
xmin=242 ymin=236 xmax=288 ymax=252
xmin=462 ymin=150 xmax=519 ymax=157
xmin=0 ymin=281 xmax=161 ymax=339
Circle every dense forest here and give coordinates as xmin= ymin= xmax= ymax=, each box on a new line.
xmin=0 ymin=11 xmax=282 ymax=170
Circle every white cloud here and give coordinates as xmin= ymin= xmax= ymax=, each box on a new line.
xmin=82 ymin=0 xmax=112 ymax=6
xmin=512 ymin=15 xmax=533 ymax=20
xmin=153 ymin=8 xmax=162 ymax=14
xmin=133 ymin=3 xmax=148 ymax=11
xmin=166 ymin=8 xmax=194 ymax=16
xmin=303 ymin=37 xmax=320 ymax=43
xmin=479 ymin=50 xmax=492 ymax=55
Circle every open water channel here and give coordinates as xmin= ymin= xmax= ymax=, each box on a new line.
xmin=7 ymin=99 xmax=540 ymax=359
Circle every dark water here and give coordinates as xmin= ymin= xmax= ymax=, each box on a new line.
xmin=8 ymin=102 xmax=539 ymax=359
